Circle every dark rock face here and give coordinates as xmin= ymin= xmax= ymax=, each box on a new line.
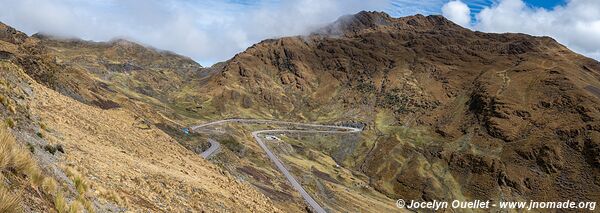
xmin=0 ymin=50 xmax=14 ymax=60
xmin=103 ymin=62 xmax=143 ymax=73
xmin=0 ymin=22 xmax=28 ymax=44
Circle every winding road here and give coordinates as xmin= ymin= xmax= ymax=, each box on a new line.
xmin=200 ymin=138 xmax=220 ymax=158
xmin=189 ymin=119 xmax=362 ymax=213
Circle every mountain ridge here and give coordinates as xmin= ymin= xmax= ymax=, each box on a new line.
xmin=1 ymin=10 xmax=600 ymax=212
xmin=192 ymin=10 xmax=600 ymax=208
xmin=314 ymin=11 xmax=462 ymax=36
xmin=1 ymin=20 xmax=280 ymax=212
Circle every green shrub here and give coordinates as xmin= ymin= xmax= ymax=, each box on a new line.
xmin=40 ymin=122 xmax=48 ymax=131
xmin=26 ymin=143 xmax=35 ymax=153
xmin=44 ymin=144 xmax=65 ymax=155
xmin=44 ymin=145 xmax=57 ymax=154
xmin=56 ymin=144 xmax=64 ymax=153
xmin=4 ymin=118 xmax=15 ymax=128
xmin=73 ymin=176 xmax=87 ymax=195
xmin=220 ymin=137 xmax=244 ymax=154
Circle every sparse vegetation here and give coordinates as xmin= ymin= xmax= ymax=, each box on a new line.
xmin=355 ymin=81 xmax=376 ymax=93
xmin=42 ymin=177 xmax=59 ymax=196
xmin=1 ymin=125 xmax=43 ymax=212
xmin=219 ymin=136 xmax=245 ymax=154
xmin=44 ymin=144 xmax=64 ymax=155
xmin=26 ymin=143 xmax=35 ymax=153
xmin=1 ymin=126 xmax=40 ymax=179
xmin=40 ymin=122 xmax=48 ymax=131
xmin=0 ymin=94 xmax=17 ymax=114
xmin=101 ymin=188 xmax=123 ymax=206
xmin=54 ymin=191 xmax=68 ymax=213
xmin=4 ymin=118 xmax=15 ymax=128
xmin=73 ymin=176 xmax=86 ymax=195
xmin=65 ymin=166 xmax=95 ymax=213
xmin=0 ymin=186 xmax=21 ymax=213
xmin=8 ymin=104 xmax=16 ymax=114
xmin=0 ymin=94 xmax=6 ymax=106
xmin=68 ymin=201 xmax=82 ymax=213
xmin=80 ymin=196 xmax=95 ymax=213
xmin=378 ymin=89 xmax=410 ymax=114
xmin=10 ymin=145 xmax=39 ymax=175
xmin=0 ymin=126 xmax=83 ymax=213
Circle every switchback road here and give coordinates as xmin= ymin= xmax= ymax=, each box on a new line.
xmin=200 ymin=138 xmax=220 ymax=158
xmin=190 ymin=119 xmax=361 ymax=213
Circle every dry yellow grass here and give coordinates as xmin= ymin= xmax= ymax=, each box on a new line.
xmin=64 ymin=166 xmax=95 ymax=212
xmin=0 ymin=134 xmax=11 ymax=169
xmin=1 ymin=126 xmax=83 ymax=213
xmin=29 ymin=70 xmax=280 ymax=212
xmin=10 ymin=147 xmax=38 ymax=177
xmin=79 ymin=195 xmax=94 ymax=213
xmin=65 ymin=167 xmax=88 ymax=195
xmin=0 ymin=126 xmax=27 ymax=212
xmin=54 ymin=191 xmax=68 ymax=213
xmin=0 ymin=126 xmax=43 ymax=187
xmin=0 ymin=186 xmax=21 ymax=213
xmin=42 ymin=177 xmax=59 ymax=196
xmin=67 ymin=201 xmax=82 ymax=213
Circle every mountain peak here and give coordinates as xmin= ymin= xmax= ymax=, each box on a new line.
xmin=314 ymin=11 xmax=460 ymax=36
xmin=0 ymin=21 xmax=28 ymax=44
xmin=314 ymin=11 xmax=393 ymax=35
xmin=353 ymin=10 xmax=394 ymax=23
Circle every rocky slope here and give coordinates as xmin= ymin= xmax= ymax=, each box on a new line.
xmin=1 ymin=22 xmax=279 ymax=212
xmin=2 ymin=10 xmax=600 ymax=212
xmin=194 ymin=11 xmax=600 ymax=209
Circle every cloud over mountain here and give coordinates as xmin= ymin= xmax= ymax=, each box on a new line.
xmin=0 ymin=0 xmax=389 ymax=66
xmin=443 ymin=0 xmax=600 ymax=60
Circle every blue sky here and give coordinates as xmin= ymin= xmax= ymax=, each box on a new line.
xmin=0 ymin=0 xmax=597 ymax=66
xmin=520 ymin=0 xmax=566 ymax=9
xmin=404 ymin=0 xmax=569 ymax=25
xmin=218 ymin=0 xmax=568 ymax=18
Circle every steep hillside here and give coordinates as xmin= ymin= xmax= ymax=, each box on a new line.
xmin=3 ymin=9 xmax=600 ymax=212
xmin=29 ymin=76 xmax=279 ymax=212
xmin=1 ymin=22 xmax=279 ymax=212
xmin=7 ymin=30 xmax=213 ymax=131
xmin=195 ymin=11 xmax=600 ymax=207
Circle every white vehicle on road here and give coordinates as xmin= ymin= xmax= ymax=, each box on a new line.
xmin=264 ymin=135 xmax=281 ymax=141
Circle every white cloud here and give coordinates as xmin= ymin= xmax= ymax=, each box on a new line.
xmin=0 ymin=0 xmax=391 ymax=66
xmin=473 ymin=0 xmax=600 ymax=60
xmin=2 ymin=0 xmax=599 ymax=64
xmin=441 ymin=0 xmax=471 ymax=27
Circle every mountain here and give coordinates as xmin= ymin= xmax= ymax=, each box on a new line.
xmin=194 ymin=11 xmax=600 ymax=208
xmin=1 ymin=22 xmax=278 ymax=212
xmin=2 ymin=10 xmax=600 ymax=212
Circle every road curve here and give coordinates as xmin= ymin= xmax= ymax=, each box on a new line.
xmin=190 ymin=119 xmax=361 ymax=213
xmin=200 ymin=138 xmax=220 ymax=158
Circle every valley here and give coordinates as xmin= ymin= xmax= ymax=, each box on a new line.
xmin=1 ymin=9 xmax=599 ymax=213
xmin=194 ymin=119 xmax=399 ymax=212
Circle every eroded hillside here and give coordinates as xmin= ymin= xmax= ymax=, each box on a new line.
xmin=193 ymin=11 xmax=600 ymax=209
xmin=2 ymin=10 xmax=600 ymax=212
xmin=1 ymin=22 xmax=279 ymax=212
